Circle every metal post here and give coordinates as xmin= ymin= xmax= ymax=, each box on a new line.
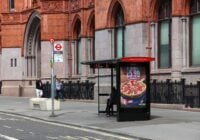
xmin=98 ymin=67 xmax=100 ymax=114
xmin=50 ymin=42 xmax=56 ymax=117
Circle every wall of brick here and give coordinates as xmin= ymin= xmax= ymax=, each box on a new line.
xmin=95 ymin=0 xmax=149 ymax=30
xmin=41 ymin=13 xmax=68 ymax=41
xmin=1 ymin=24 xmax=25 ymax=48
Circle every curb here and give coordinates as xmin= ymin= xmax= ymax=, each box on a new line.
xmin=0 ymin=110 xmax=150 ymax=140
xmin=151 ymin=103 xmax=200 ymax=112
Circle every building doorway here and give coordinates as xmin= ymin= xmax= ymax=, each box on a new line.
xmin=24 ymin=11 xmax=41 ymax=78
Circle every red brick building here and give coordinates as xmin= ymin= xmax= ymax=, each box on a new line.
xmin=0 ymin=0 xmax=200 ymax=97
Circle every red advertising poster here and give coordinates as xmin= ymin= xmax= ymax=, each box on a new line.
xmin=120 ymin=66 xmax=147 ymax=108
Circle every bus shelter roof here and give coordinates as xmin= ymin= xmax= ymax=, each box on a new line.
xmin=81 ymin=57 xmax=155 ymax=69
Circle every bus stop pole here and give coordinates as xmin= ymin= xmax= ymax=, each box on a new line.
xmin=97 ymin=67 xmax=100 ymax=114
xmin=50 ymin=42 xmax=55 ymax=117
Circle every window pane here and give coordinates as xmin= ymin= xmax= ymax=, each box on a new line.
xmin=198 ymin=0 xmax=200 ymax=12
xmin=10 ymin=0 xmax=14 ymax=9
xmin=116 ymin=27 xmax=123 ymax=58
xmin=159 ymin=21 xmax=170 ymax=68
xmin=161 ymin=21 xmax=169 ymax=44
xmin=190 ymin=0 xmax=197 ymax=13
xmin=192 ymin=16 xmax=200 ymax=65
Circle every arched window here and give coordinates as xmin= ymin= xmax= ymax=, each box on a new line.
xmin=24 ymin=13 xmax=41 ymax=78
xmin=114 ymin=5 xmax=125 ymax=58
xmin=88 ymin=16 xmax=95 ymax=74
xmin=158 ymin=0 xmax=172 ymax=68
xmin=190 ymin=0 xmax=200 ymax=66
xmin=75 ymin=20 xmax=81 ymax=74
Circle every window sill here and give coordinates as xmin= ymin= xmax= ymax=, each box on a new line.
xmin=151 ymin=69 xmax=172 ymax=75
xmin=182 ymin=67 xmax=200 ymax=73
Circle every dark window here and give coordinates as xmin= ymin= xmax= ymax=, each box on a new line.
xmin=190 ymin=0 xmax=200 ymax=66
xmin=114 ymin=5 xmax=125 ymax=58
xmin=14 ymin=58 xmax=17 ymax=67
xmin=11 ymin=59 xmax=13 ymax=67
xmin=9 ymin=0 xmax=15 ymax=10
xmin=190 ymin=0 xmax=200 ymax=14
xmin=158 ymin=0 xmax=172 ymax=68
xmin=77 ymin=39 xmax=81 ymax=74
xmin=75 ymin=20 xmax=81 ymax=74
xmin=10 ymin=58 xmax=17 ymax=67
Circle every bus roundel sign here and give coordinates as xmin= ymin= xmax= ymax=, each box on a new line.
xmin=54 ymin=44 xmax=62 ymax=51
xmin=54 ymin=43 xmax=63 ymax=52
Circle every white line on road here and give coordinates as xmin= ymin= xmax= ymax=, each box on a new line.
xmin=3 ymin=125 xmax=12 ymax=129
xmin=16 ymin=129 xmax=24 ymax=132
xmin=0 ymin=117 xmax=6 ymax=120
xmin=46 ymin=136 xmax=58 ymax=140
xmin=75 ymin=136 xmax=89 ymax=140
xmin=0 ymin=112 xmax=135 ymax=140
xmin=29 ymin=132 xmax=35 ymax=135
xmin=85 ymin=136 xmax=102 ymax=140
xmin=59 ymin=136 xmax=77 ymax=139
xmin=0 ymin=134 xmax=18 ymax=140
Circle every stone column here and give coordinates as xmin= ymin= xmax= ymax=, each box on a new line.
xmin=150 ymin=22 xmax=157 ymax=70
xmin=81 ymin=38 xmax=88 ymax=80
xmin=181 ymin=17 xmax=187 ymax=68
xmin=87 ymin=37 xmax=93 ymax=75
xmin=171 ymin=17 xmax=182 ymax=80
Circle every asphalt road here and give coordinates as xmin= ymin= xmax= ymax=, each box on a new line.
xmin=0 ymin=113 xmax=138 ymax=140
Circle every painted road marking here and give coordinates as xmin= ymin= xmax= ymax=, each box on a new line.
xmin=29 ymin=132 xmax=35 ymax=135
xmin=0 ymin=133 xmax=18 ymax=140
xmin=0 ymin=117 xmax=18 ymax=121
xmin=75 ymin=136 xmax=89 ymax=140
xmin=3 ymin=125 xmax=12 ymax=129
xmin=85 ymin=136 xmax=102 ymax=140
xmin=0 ymin=117 xmax=6 ymax=120
xmin=16 ymin=129 xmax=24 ymax=132
xmin=46 ymin=136 xmax=58 ymax=140
xmin=0 ymin=112 xmax=135 ymax=140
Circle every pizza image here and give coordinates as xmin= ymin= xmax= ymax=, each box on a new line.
xmin=120 ymin=78 xmax=146 ymax=99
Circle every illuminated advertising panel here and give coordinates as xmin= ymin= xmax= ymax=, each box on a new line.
xmin=120 ymin=66 xmax=147 ymax=108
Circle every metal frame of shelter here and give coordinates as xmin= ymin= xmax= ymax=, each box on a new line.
xmin=82 ymin=58 xmax=118 ymax=114
xmin=82 ymin=57 xmax=155 ymax=121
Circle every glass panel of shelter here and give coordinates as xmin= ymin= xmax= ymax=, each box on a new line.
xmin=95 ymin=64 xmax=117 ymax=114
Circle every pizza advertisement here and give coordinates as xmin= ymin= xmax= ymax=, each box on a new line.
xmin=120 ymin=66 xmax=147 ymax=108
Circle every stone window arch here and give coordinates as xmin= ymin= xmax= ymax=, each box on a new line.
xmin=87 ymin=13 xmax=95 ymax=74
xmin=73 ymin=19 xmax=82 ymax=75
xmin=114 ymin=5 xmax=125 ymax=58
xmin=108 ymin=1 xmax=125 ymax=58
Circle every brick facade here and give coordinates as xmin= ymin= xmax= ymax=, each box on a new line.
xmin=0 ymin=0 xmax=200 ymax=97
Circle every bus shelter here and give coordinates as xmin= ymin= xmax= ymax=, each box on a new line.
xmin=82 ymin=57 xmax=155 ymax=121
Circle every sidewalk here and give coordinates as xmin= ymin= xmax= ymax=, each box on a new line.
xmin=0 ymin=96 xmax=199 ymax=140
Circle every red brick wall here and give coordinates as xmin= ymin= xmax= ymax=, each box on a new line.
xmin=0 ymin=0 xmax=194 ymax=49
xmin=41 ymin=13 xmax=68 ymax=41
xmin=95 ymin=0 xmax=150 ymax=30
xmin=150 ymin=0 xmax=191 ymax=21
xmin=1 ymin=24 xmax=25 ymax=48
